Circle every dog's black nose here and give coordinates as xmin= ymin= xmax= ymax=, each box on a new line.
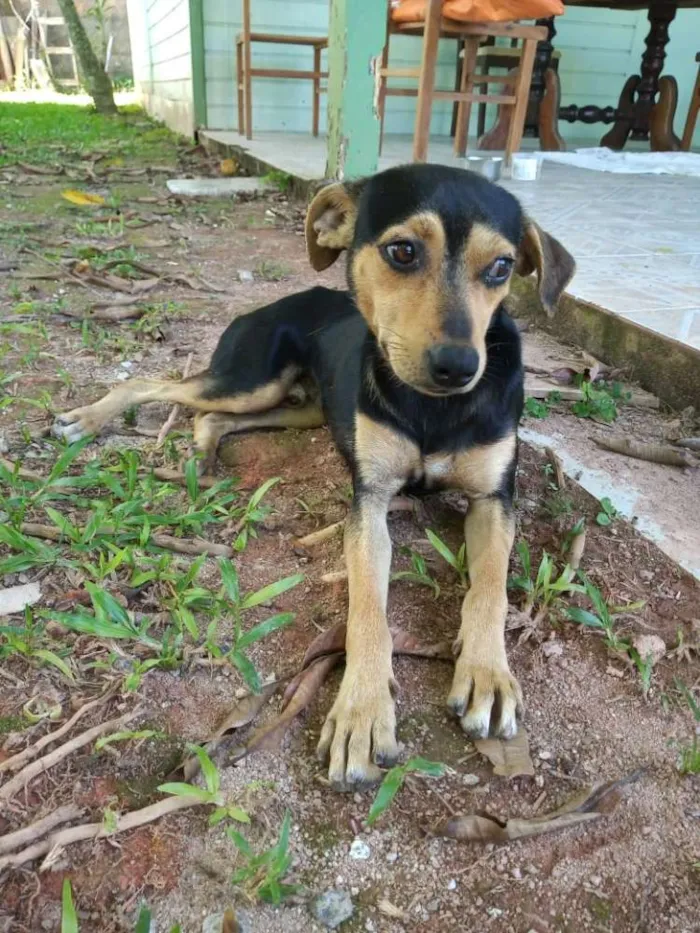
xmin=427 ymin=345 xmax=479 ymax=388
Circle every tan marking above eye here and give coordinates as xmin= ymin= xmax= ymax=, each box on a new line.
xmin=376 ymin=212 xmax=446 ymax=253
xmin=464 ymin=223 xmax=516 ymax=280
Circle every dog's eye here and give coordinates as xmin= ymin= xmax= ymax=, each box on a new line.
xmin=383 ymin=240 xmax=417 ymax=269
xmin=483 ymin=256 xmax=514 ymax=285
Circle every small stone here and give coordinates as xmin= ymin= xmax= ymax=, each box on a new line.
xmin=512 ymin=867 xmax=522 ymax=880
xmin=487 ymin=907 xmax=504 ymax=919
xmin=237 ymin=269 xmax=254 ymax=282
xmin=203 ymin=913 xmax=251 ymax=933
xmin=311 ymin=890 xmax=354 ymax=930
xmin=535 ymin=775 xmax=544 ymax=787
xmin=589 ymin=875 xmax=602 ymax=887
xmin=426 ymin=899 xmax=440 ymax=913
xmin=538 ymin=751 xmax=552 ymax=761
xmin=386 ymin=850 xmax=398 ymax=863
xmin=447 ymin=879 xmax=457 ymax=891
xmin=542 ymin=641 xmax=563 ymax=659
xmin=631 ymin=633 xmax=666 ymax=666
xmin=349 ymin=838 xmax=371 ymax=860
xmin=462 ymin=773 xmax=480 ymax=786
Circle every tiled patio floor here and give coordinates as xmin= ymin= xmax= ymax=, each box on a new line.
xmin=203 ymin=130 xmax=700 ymax=352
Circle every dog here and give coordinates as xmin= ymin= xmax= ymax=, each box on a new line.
xmin=54 ymin=163 xmax=575 ymax=790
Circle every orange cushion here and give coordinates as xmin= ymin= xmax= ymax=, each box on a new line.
xmin=390 ymin=0 xmax=564 ymax=24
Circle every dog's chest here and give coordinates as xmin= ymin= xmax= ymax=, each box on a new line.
xmin=419 ymin=437 xmax=515 ymax=498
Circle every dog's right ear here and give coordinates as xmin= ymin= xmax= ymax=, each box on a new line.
xmin=305 ymin=181 xmax=363 ymax=271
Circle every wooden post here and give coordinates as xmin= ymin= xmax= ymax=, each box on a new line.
xmin=325 ymin=0 xmax=389 ymax=180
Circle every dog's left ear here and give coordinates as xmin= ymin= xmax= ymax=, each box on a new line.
xmin=305 ymin=181 xmax=363 ymax=271
xmin=517 ymin=220 xmax=575 ymax=317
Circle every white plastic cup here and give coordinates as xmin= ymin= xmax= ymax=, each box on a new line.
xmin=510 ymin=155 xmax=542 ymax=181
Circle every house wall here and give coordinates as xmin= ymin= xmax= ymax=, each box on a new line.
xmin=201 ymin=0 xmax=700 ymax=148
xmin=126 ymin=0 xmax=194 ymax=137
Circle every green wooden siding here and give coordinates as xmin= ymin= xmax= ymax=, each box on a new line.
xmin=201 ymin=0 xmax=700 ymax=147
xmin=126 ymin=0 xmax=195 ymax=137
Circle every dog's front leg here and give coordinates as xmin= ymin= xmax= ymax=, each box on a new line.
xmin=317 ymin=488 xmax=399 ymax=789
xmin=448 ymin=496 xmax=522 ymax=739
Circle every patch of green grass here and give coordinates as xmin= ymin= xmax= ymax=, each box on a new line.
xmin=426 ymin=529 xmax=468 ymax=587
xmin=262 ymin=169 xmax=293 ymax=193
xmin=524 ymin=391 xmax=561 ymax=419
xmin=596 ymin=496 xmax=618 ymax=527
xmin=159 ymin=745 xmax=250 ymax=826
xmin=229 ymin=810 xmax=299 ymax=904
xmin=367 ymin=757 xmax=445 ymax=827
xmin=675 ymin=680 xmax=700 ymax=775
xmin=509 ymin=541 xmax=584 ymax=619
xmin=391 ymin=547 xmax=440 ymax=597
xmin=571 ymin=379 xmax=629 ymax=424
xmin=253 ymin=259 xmax=292 ymax=282
xmin=0 ymin=102 xmax=181 ymax=167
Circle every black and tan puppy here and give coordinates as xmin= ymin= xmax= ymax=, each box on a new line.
xmin=54 ymin=164 xmax=575 ymax=789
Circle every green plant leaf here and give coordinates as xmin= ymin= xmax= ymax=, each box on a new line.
xmin=157 ymin=782 xmax=213 ymax=803
xmin=247 ymin=476 xmax=280 ymax=510
xmin=61 ymin=879 xmax=79 ymax=933
xmin=85 ymin=582 xmax=131 ymax=626
xmin=567 ymin=607 xmax=603 ymax=628
xmin=425 ymin=529 xmax=458 ymax=570
xmin=95 ymin=729 xmax=160 ymax=752
xmin=237 ymin=612 xmax=294 ymax=649
xmin=227 ymin=827 xmax=253 ymax=857
xmin=596 ymin=513 xmax=611 ymax=526
xmin=405 ymin=757 xmax=446 ymax=778
xmin=219 ymin=558 xmax=240 ymax=604
xmin=31 ymin=648 xmax=74 ymax=681
xmin=185 ymin=456 xmax=199 ymax=503
xmin=241 ymin=574 xmax=304 ymax=610
xmin=134 ymin=906 xmax=152 ymax=933
xmin=230 ymin=649 xmax=261 ymax=694
xmin=367 ymin=767 xmax=405 ymax=827
xmin=187 ymin=744 xmax=220 ymax=796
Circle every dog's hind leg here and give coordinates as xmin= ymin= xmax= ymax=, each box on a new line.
xmin=193 ymin=400 xmax=326 ymax=473
xmin=53 ymin=365 xmax=302 ymax=443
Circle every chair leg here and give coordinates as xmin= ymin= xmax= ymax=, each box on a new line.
xmin=236 ymin=40 xmax=244 ymax=136
xmin=313 ymin=46 xmax=321 ymax=137
xmin=454 ymin=37 xmax=480 ymax=157
xmin=477 ymin=62 xmax=488 ymax=137
xmin=242 ymin=0 xmax=253 ymax=139
xmin=413 ymin=0 xmax=442 ymax=162
xmin=681 ymin=67 xmax=700 ymax=151
xmin=504 ymin=37 xmax=537 ymax=166
xmin=378 ymin=36 xmax=390 ymax=156
xmin=450 ymin=38 xmax=465 ymax=138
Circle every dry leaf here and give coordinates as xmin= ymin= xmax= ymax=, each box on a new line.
xmin=18 ymin=162 xmax=62 ymax=175
xmin=61 ymin=189 xmax=106 ymax=207
xmin=240 ymin=655 xmax=340 ymax=759
xmin=549 ymin=366 xmax=577 ymax=386
xmin=475 ymin=729 xmax=535 ymax=778
xmin=221 ymin=908 xmax=241 ymax=933
xmin=377 ymin=899 xmax=407 ymax=920
xmin=390 ymin=628 xmax=453 ymax=660
xmin=300 ymin=622 xmax=346 ymax=669
xmin=568 ymin=526 xmax=587 ymax=571
xmin=439 ymin=770 xmax=643 ymax=844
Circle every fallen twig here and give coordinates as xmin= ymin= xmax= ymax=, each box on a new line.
xmin=19 ymin=522 xmax=232 ymax=558
xmin=0 ymin=805 xmax=83 ymax=856
xmin=296 ymin=520 xmax=345 ymax=548
xmin=320 ymin=570 xmax=347 ymax=585
xmin=544 ymin=446 xmax=566 ymax=489
xmin=0 ymin=710 xmax=137 ymax=805
xmin=0 ymin=794 xmax=206 ymax=871
xmin=525 ymin=381 xmax=659 ymax=409
xmin=568 ymin=526 xmax=587 ymax=572
xmin=0 ymin=690 xmax=115 ymax=774
xmin=675 ymin=437 xmax=700 ymax=452
xmin=151 ymin=467 xmax=219 ymax=489
xmin=156 ymin=352 xmax=194 ymax=447
xmin=593 ymin=436 xmax=697 ymax=469
xmin=90 ymin=305 xmax=146 ymax=322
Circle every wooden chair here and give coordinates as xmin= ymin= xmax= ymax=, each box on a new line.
xmin=378 ymin=0 xmax=547 ymax=165
xmin=681 ymin=52 xmax=700 ymax=151
xmin=235 ymin=0 xmax=328 ymax=140
xmin=473 ymin=38 xmax=560 ymax=138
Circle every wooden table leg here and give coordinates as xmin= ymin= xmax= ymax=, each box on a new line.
xmin=601 ymin=0 xmax=679 ymax=150
xmin=412 ymin=0 xmax=441 ymax=162
xmin=530 ymin=16 xmax=564 ymax=152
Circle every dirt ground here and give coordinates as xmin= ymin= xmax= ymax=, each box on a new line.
xmin=0 ymin=107 xmax=698 ymax=933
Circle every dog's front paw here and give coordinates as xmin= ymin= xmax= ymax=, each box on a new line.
xmin=317 ymin=667 xmax=398 ymax=791
xmin=52 ymin=408 xmax=99 ymax=443
xmin=448 ymin=642 xmax=522 ymax=740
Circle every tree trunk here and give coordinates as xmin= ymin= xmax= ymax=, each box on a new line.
xmin=56 ymin=0 xmax=117 ymax=115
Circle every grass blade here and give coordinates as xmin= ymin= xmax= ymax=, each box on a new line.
xmin=61 ymin=879 xmax=79 ymax=933
xmin=237 ymin=612 xmax=294 ymax=649
xmin=241 ymin=574 xmax=304 ymax=610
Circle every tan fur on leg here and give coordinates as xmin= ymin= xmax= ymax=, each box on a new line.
xmin=317 ymin=415 xmax=421 ymax=789
xmin=54 ymin=366 xmax=300 ymax=443
xmin=447 ymin=497 xmax=522 ymax=739
xmin=193 ymin=403 xmax=326 ymax=473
